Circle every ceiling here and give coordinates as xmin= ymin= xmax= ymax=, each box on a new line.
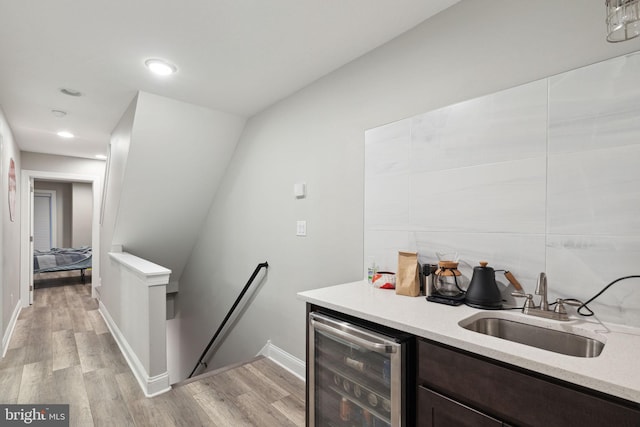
xmin=0 ymin=0 xmax=460 ymax=160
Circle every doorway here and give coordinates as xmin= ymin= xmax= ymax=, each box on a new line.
xmin=20 ymin=170 xmax=101 ymax=306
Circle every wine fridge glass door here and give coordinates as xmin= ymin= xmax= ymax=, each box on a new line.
xmin=309 ymin=312 xmax=404 ymax=427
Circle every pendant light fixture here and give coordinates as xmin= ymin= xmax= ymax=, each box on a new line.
xmin=606 ymin=0 xmax=640 ymax=42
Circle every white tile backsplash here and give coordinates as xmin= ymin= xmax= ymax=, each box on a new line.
xmin=364 ymin=230 xmax=411 ymax=274
xmin=411 ymin=79 xmax=548 ymax=173
xmin=409 ymin=158 xmax=546 ymax=233
xmin=412 ymin=231 xmax=546 ymax=302
xmin=546 ymin=235 xmax=640 ymax=326
xmin=364 ymin=118 xmax=411 ymax=177
xmin=547 ymin=144 xmax=640 ymax=236
xmin=364 ymin=172 xmax=410 ymax=228
xmin=549 ymin=53 xmax=640 ymax=154
xmin=365 ymin=51 xmax=640 ymax=327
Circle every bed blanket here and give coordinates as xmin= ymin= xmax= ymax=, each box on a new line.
xmin=34 ymin=246 xmax=92 ymax=273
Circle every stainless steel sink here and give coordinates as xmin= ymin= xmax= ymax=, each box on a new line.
xmin=461 ymin=317 xmax=605 ymax=358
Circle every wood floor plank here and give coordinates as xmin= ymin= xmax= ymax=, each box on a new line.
xmin=24 ymin=323 xmax=53 ymax=364
xmin=8 ymin=318 xmax=31 ymax=350
xmin=53 ymin=365 xmax=94 ymax=427
xmin=272 ymin=394 xmax=306 ymax=426
xmin=18 ymin=306 xmax=35 ymax=321
xmin=81 ymin=296 xmax=99 ymax=312
xmin=30 ymin=306 xmax=53 ymax=328
xmin=128 ymin=387 xmax=215 ymax=427
xmin=75 ymin=331 xmax=105 ymax=373
xmin=238 ymin=362 xmax=290 ymax=402
xmin=0 ymin=347 xmax=26 ymax=370
xmin=68 ymin=306 xmax=93 ymax=332
xmin=191 ymin=388 xmax=254 ymax=427
xmin=96 ymin=331 xmax=130 ymax=374
xmin=252 ymin=357 xmax=306 ymax=398
xmin=0 ymin=366 xmax=23 ymax=403
xmin=235 ymin=389 xmax=299 ymax=427
xmin=86 ymin=309 xmax=108 ymax=335
xmin=127 ymin=398 xmax=177 ymax=427
xmin=84 ymin=368 xmax=135 ymax=427
xmin=204 ymin=368 xmax=254 ymax=397
xmin=52 ymin=329 xmax=80 ymax=371
xmin=17 ymin=359 xmax=55 ymax=404
xmin=164 ymin=385 xmax=222 ymax=427
xmin=179 ymin=378 xmax=211 ymax=396
xmin=51 ymin=307 xmax=74 ymax=331
xmin=48 ymin=286 xmax=69 ymax=308
xmin=32 ymin=289 xmax=51 ymax=308
xmin=115 ymin=371 xmax=146 ymax=403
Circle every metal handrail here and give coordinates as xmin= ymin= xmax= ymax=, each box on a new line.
xmin=188 ymin=261 xmax=269 ymax=379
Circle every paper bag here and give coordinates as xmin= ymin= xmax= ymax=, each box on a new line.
xmin=396 ymin=251 xmax=419 ymax=297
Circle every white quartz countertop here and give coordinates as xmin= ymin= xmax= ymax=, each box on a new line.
xmin=297 ymin=280 xmax=640 ymax=404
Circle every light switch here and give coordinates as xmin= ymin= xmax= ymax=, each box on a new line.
xmin=296 ymin=220 xmax=307 ymax=236
xmin=294 ymin=182 xmax=306 ymax=198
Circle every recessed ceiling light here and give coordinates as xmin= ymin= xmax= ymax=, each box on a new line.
xmin=145 ymin=58 xmax=177 ymax=76
xmin=51 ymin=109 xmax=67 ymax=118
xmin=95 ymin=154 xmax=107 ymax=160
xmin=59 ymin=88 xmax=82 ymax=97
xmin=57 ymin=131 xmax=74 ymax=138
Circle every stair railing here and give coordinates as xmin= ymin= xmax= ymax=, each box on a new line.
xmin=188 ymin=261 xmax=269 ymax=378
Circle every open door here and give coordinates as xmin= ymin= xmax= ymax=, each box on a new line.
xmin=28 ymin=178 xmax=34 ymax=305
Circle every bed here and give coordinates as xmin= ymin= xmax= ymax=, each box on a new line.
xmin=33 ymin=246 xmax=92 ymax=284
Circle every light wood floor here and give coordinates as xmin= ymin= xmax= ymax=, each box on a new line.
xmin=0 ymin=282 xmax=306 ymax=426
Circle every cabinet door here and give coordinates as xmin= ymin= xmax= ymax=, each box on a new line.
xmin=418 ymin=339 xmax=640 ymax=426
xmin=418 ymin=386 xmax=502 ymax=427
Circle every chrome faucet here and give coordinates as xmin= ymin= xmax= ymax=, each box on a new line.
xmin=511 ymin=272 xmax=569 ymax=321
xmin=535 ymin=272 xmax=548 ymax=311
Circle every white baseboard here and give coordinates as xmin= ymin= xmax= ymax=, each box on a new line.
xmin=98 ymin=301 xmax=171 ymax=397
xmin=2 ymin=301 xmax=22 ymax=358
xmin=257 ymin=340 xmax=306 ymax=381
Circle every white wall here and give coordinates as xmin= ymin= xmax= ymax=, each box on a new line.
xmin=0 ymin=106 xmax=21 ymax=352
xmin=22 ymin=152 xmax=106 ymax=178
xmin=99 ymin=96 xmax=137 ymax=314
xmin=72 ymin=182 xmax=93 ymax=247
xmin=111 ymin=92 xmax=246 ymax=283
xmin=171 ymin=0 xmax=640 ymax=379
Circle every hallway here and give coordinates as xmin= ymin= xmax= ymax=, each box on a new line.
xmin=0 ymin=284 xmax=305 ymax=426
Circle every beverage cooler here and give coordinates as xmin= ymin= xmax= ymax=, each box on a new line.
xmin=308 ymin=311 xmax=414 ymax=427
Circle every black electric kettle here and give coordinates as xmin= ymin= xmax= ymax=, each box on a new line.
xmin=465 ymin=261 xmax=503 ymax=309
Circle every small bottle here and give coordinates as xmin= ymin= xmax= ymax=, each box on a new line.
xmin=362 ymin=409 xmax=373 ymax=427
xmin=367 ymin=257 xmax=377 ymax=284
xmin=340 ymin=397 xmax=351 ymax=421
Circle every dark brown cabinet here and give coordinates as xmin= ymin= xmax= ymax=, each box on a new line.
xmin=416 ymin=339 xmax=640 ymax=427
xmin=418 ymin=385 xmax=502 ymax=427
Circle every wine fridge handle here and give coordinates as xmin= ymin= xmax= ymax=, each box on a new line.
xmin=310 ymin=315 xmax=398 ymax=354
